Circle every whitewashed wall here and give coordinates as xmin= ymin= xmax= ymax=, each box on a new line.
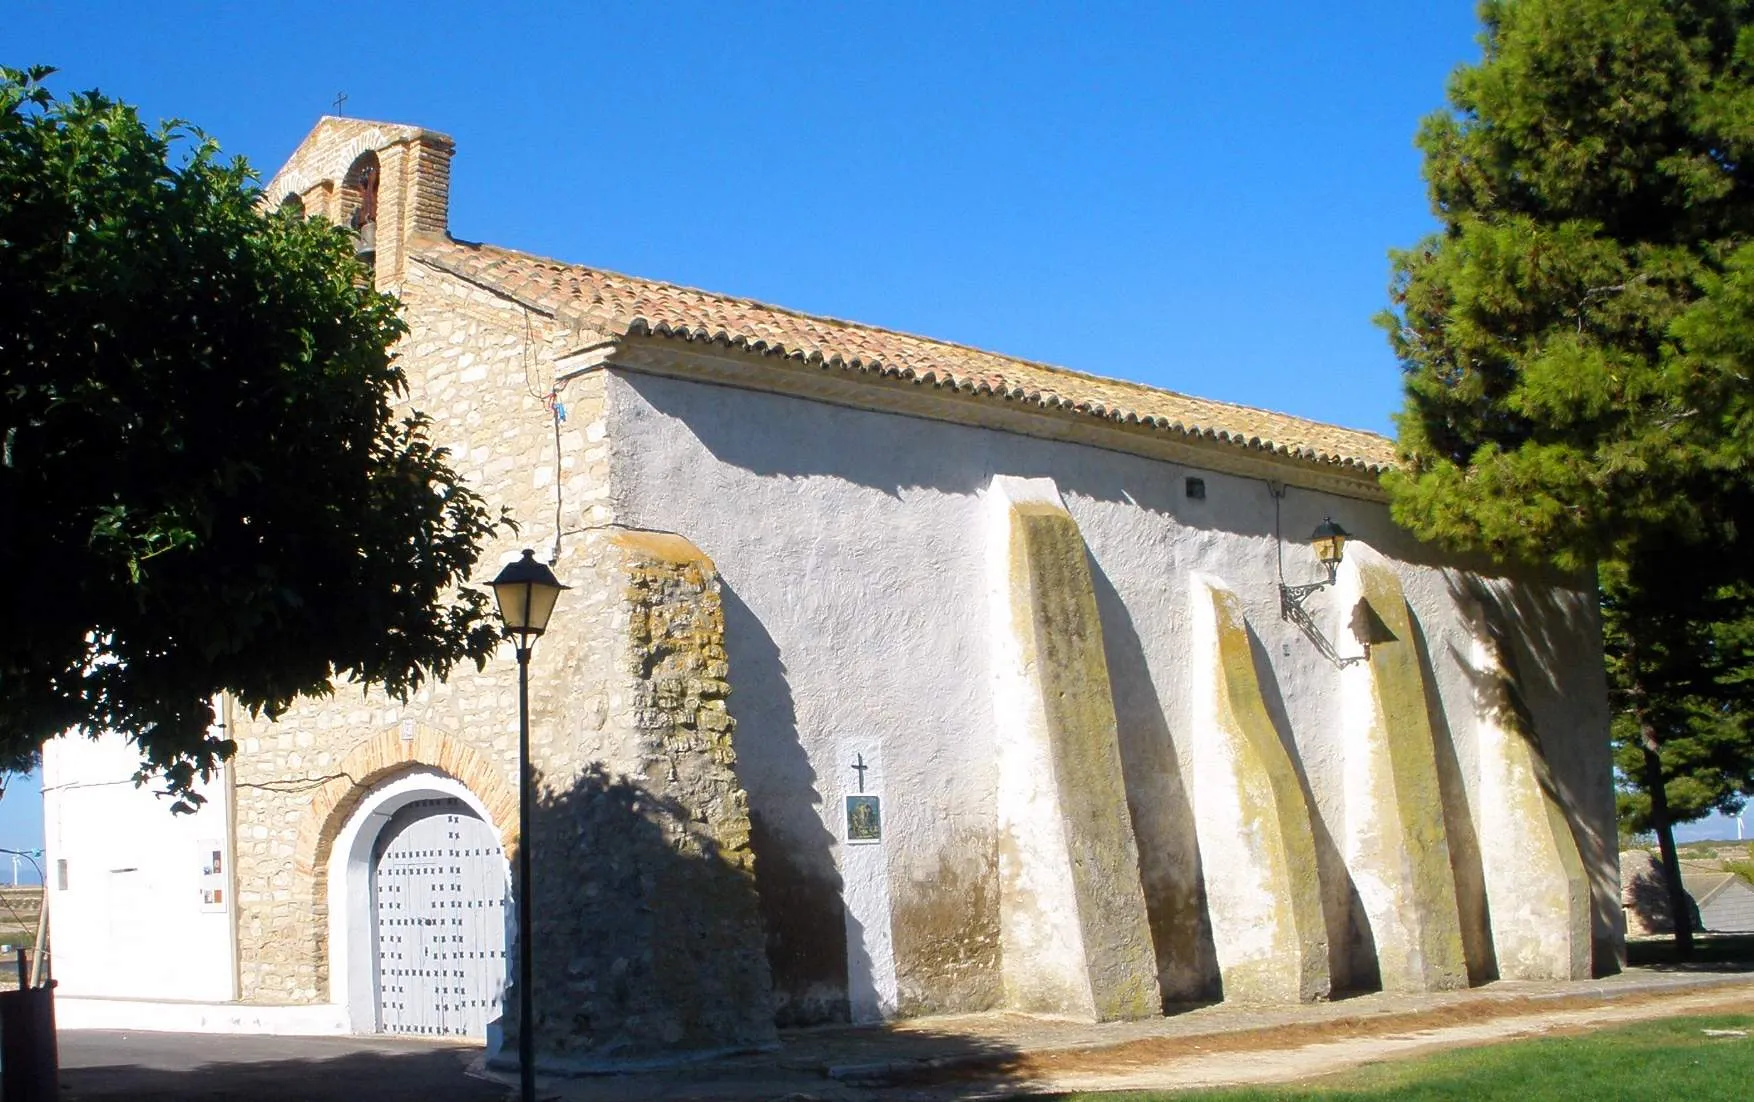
xmin=43 ymin=731 xmax=235 ymax=1001
xmin=603 ymin=365 xmax=1617 ymax=1014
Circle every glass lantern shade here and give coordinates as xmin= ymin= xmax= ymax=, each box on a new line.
xmin=489 ymin=549 xmax=567 ymax=641
xmin=1309 ymin=518 xmax=1350 ymax=569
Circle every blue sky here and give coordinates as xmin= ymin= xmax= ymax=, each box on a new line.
xmin=13 ymin=1 xmax=1483 ymax=434
xmin=6 ymin=3 xmax=1746 ymax=859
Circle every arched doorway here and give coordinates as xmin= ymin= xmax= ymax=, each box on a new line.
xmin=373 ymin=797 xmax=507 ymax=1036
xmin=326 ymin=770 xmax=510 ymax=1039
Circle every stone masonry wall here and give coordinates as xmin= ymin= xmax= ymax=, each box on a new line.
xmin=231 ymin=259 xmax=612 ymax=1004
xmin=519 ymin=530 xmax=775 ymax=1065
xmin=229 ymin=251 xmax=772 ymax=1065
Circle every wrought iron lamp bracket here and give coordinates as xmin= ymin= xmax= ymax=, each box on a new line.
xmin=1278 ymin=566 xmax=1368 ymax=669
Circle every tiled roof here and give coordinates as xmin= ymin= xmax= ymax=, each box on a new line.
xmin=412 ymin=238 xmax=1397 ymax=476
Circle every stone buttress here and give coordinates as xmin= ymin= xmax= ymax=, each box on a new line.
xmin=516 ymin=528 xmax=776 ymax=1068
xmin=1334 ymin=544 xmax=1469 ymax=993
xmin=1188 ymin=574 xmax=1331 ymax=1002
xmin=1466 ymin=597 xmax=1592 ymax=981
xmin=986 ymin=476 xmax=1161 ymax=1021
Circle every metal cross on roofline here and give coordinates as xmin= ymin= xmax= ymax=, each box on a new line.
xmin=332 ymin=91 xmax=348 ymax=116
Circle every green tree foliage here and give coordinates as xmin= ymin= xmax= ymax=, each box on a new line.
xmin=0 ymin=67 xmax=506 ymax=806
xmin=1382 ymin=2 xmax=1754 ymax=949
xmin=1607 ymin=574 xmax=1753 ymax=831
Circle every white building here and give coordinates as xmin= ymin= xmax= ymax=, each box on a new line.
xmin=44 ymin=116 xmax=1620 ymax=1067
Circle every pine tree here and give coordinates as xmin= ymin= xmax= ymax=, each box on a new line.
xmin=1383 ymin=0 xmax=1754 ymax=956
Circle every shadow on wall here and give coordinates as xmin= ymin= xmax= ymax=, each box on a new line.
xmin=1621 ymin=852 xmax=1705 ymax=936
xmin=718 ymin=583 xmax=851 ymax=1027
xmin=1087 ymin=556 xmax=1221 ymax=1006
xmin=1245 ymin=622 xmax=1380 ymax=995
xmin=622 ymin=370 xmax=1494 ymax=570
xmin=512 ymin=762 xmax=774 ymax=1066
xmin=626 ymin=371 xmax=1243 ymax=524
xmin=1449 ymin=574 xmax=1620 ymax=975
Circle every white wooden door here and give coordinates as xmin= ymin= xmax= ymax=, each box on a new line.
xmin=372 ymin=797 xmax=507 ymax=1037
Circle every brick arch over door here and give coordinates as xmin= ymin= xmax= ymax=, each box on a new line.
xmin=290 ymin=726 xmax=518 ymax=993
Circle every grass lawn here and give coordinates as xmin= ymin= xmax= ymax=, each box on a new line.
xmin=1043 ymin=1014 xmax=1754 ymax=1101
xmin=0 ymin=888 xmax=39 ymax=951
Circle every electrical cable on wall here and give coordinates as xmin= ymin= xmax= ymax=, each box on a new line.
xmin=1270 ymin=481 xmax=1289 ymax=587
xmin=521 ymin=307 xmax=545 ymax=401
xmin=544 ymin=388 xmax=565 ymax=564
xmin=520 ymin=306 xmax=570 ymax=564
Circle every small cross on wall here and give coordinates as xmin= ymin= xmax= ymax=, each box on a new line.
xmin=850 ymin=753 xmax=868 ymax=794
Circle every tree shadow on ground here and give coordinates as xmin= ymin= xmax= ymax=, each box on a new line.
xmin=58 ymin=1034 xmax=504 ymax=1101
xmin=1626 ymin=933 xmax=1754 ymax=972
xmin=56 ymin=1021 xmax=1041 ymax=1101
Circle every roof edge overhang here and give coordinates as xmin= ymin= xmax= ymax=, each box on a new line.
xmin=409 ymin=248 xmax=1391 ymax=503
xmin=606 ymin=333 xmax=1390 ymax=502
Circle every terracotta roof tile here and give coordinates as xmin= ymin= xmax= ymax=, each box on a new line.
xmin=411 ymin=238 xmax=1396 ymax=475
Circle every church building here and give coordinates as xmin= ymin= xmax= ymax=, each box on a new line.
xmin=42 ymin=117 xmax=1620 ymax=1068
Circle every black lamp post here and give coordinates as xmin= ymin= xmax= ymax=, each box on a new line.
xmin=487 ymin=549 xmax=567 ymax=1102
xmin=1278 ymin=517 xmax=1364 ymax=668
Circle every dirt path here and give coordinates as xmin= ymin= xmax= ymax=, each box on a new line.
xmin=952 ymin=984 xmax=1754 ymax=1096
xmin=521 ymin=976 xmax=1754 ymax=1100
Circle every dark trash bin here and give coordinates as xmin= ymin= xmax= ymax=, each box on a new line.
xmin=0 ymin=982 xmax=57 ymax=1102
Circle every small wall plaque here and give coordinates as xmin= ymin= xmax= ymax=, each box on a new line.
xmin=845 ymin=795 xmax=882 ymax=844
xmin=198 ymin=837 xmax=226 ymax=911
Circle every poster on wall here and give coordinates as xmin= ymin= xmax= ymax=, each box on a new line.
xmin=198 ymin=838 xmax=226 ymax=912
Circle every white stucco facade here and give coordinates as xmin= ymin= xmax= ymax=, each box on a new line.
xmin=43 ymin=726 xmax=236 ymax=1004
xmin=602 ymin=362 xmax=1618 ymax=1007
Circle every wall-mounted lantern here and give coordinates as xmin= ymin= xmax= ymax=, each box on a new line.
xmin=1278 ymin=516 xmax=1367 ymax=668
xmin=1309 ymin=518 xmax=1348 ymax=579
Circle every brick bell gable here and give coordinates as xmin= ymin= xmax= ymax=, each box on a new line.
xmin=264 ymin=115 xmax=454 ymax=288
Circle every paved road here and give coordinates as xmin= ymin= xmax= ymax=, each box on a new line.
xmin=58 ymin=1030 xmax=509 ymax=1101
